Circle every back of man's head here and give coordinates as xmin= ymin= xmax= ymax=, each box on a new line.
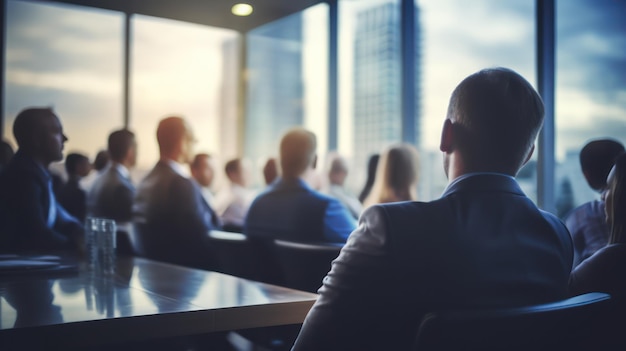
xmin=280 ymin=128 xmax=317 ymax=179
xmin=328 ymin=154 xmax=348 ymax=186
xmin=65 ymin=153 xmax=90 ymax=177
xmin=93 ymin=150 xmax=110 ymax=172
xmin=580 ymin=139 xmax=625 ymax=192
xmin=447 ymin=68 xmax=544 ymax=175
xmin=108 ymin=129 xmax=136 ymax=164
xmin=156 ymin=116 xmax=189 ymax=160
xmin=225 ymin=159 xmax=241 ymax=180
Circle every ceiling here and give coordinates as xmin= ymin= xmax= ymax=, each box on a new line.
xmin=46 ymin=0 xmax=327 ymax=32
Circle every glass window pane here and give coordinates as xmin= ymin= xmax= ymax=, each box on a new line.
xmin=555 ymin=0 xmax=626 ymax=218
xmin=131 ymin=15 xmax=239 ymax=177
xmin=3 ymin=0 xmax=123 ymax=164
xmin=245 ymin=4 xmax=329 ymax=185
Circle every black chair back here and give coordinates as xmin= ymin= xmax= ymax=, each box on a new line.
xmin=207 ymin=230 xmax=283 ymax=285
xmin=414 ymin=292 xmax=613 ymax=351
xmin=272 ymin=240 xmax=342 ymax=293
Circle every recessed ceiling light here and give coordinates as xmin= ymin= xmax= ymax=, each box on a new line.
xmin=232 ymin=3 xmax=253 ymax=17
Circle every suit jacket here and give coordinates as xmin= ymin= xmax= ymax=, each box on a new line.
xmin=0 ymin=151 xmax=82 ymax=253
xmin=292 ymin=174 xmax=573 ymax=351
xmin=245 ymin=178 xmax=356 ymax=243
xmin=87 ymin=164 xmax=135 ymax=222
xmin=133 ymin=161 xmax=219 ymax=269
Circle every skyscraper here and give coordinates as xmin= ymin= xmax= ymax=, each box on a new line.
xmin=352 ymin=2 xmax=421 ymax=185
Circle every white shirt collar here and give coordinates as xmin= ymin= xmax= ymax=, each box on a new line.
xmin=114 ymin=163 xmax=130 ymax=179
xmin=163 ymin=159 xmax=190 ymax=178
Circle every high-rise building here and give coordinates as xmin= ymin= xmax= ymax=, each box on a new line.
xmin=244 ymin=13 xmax=304 ymax=170
xmin=352 ymin=2 xmax=421 ymax=186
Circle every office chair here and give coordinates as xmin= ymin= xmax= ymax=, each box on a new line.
xmin=272 ymin=240 xmax=343 ymax=293
xmin=414 ymin=292 xmax=613 ymax=351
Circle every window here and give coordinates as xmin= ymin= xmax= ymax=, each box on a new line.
xmin=245 ymin=4 xmax=329 ymax=186
xmin=4 ymin=0 xmax=123 ymax=164
xmin=131 ymin=15 xmax=240 ymax=177
xmin=554 ymin=0 xmax=626 ymax=218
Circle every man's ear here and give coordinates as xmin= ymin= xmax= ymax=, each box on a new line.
xmin=439 ymin=119 xmax=454 ymax=153
xmin=312 ymin=154 xmax=318 ymax=170
xmin=521 ymin=144 xmax=535 ymax=167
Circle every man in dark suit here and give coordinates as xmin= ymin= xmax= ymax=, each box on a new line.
xmin=292 ymin=68 xmax=573 ymax=350
xmin=58 ymin=152 xmax=91 ymax=222
xmin=0 ymin=107 xmax=83 ymax=253
xmin=87 ymin=129 xmax=137 ymax=222
xmin=245 ymin=128 xmax=356 ymax=243
xmin=133 ymin=117 xmax=220 ymax=269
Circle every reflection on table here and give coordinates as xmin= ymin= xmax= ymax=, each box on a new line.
xmin=0 ymin=256 xmax=318 ymax=349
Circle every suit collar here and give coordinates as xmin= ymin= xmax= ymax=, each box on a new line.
xmin=13 ymin=150 xmax=51 ymax=182
xmin=442 ymin=173 xmax=524 ymax=198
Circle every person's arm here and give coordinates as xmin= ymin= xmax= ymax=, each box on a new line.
xmin=322 ymin=199 xmax=357 ymax=243
xmin=293 ymin=205 xmax=392 ymax=350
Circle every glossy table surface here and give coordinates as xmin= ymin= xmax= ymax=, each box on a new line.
xmin=0 ymin=255 xmax=318 ymax=348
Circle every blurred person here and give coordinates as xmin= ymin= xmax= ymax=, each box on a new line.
xmin=0 ymin=140 xmax=14 ymax=173
xmin=214 ymin=158 xmax=256 ymax=232
xmin=263 ymin=157 xmax=279 ymax=186
xmin=292 ymin=68 xmax=573 ymax=350
xmin=0 ymin=107 xmax=83 ymax=253
xmin=325 ymin=153 xmax=362 ymax=219
xmin=81 ymin=149 xmax=110 ymax=191
xmin=58 ymin=152 xmax=91 ymax=222
xmin=246 ymin=128 xmax=356 ymax=244
xmin=570 ymin=152 xmax=626 ymax=301
xmin=358 ymin=154 xmax=379 ymax=203
xmin=565 ymin=139 xmax=625 ymax=267
xmin=363 ymin=144 xmax=419 ymax=208
xmin=190 ymin=153 xmax=216 ymax=207
xmin=87 ymin=129 xmax=137 ymax=222
xmin=133 ymin=117 xmax=220 ymax=269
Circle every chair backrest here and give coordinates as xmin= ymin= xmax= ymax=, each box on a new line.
xmin=414 ymin=292 xmax=613 ymax=351
xmin=207 ymin=230 xmax=283 ymax=285
xmin=272 ymin=240 xmax=342 ymax=293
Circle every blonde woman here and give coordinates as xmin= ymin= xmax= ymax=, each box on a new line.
xmin=363 ymin=143 xmax=419 ymax=207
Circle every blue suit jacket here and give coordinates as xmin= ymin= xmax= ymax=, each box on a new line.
xmin=0 ymin=151 xmax=82 ymax=253
xmin=245 ymin=178 xmax=356 ymax=243
xmin=133 ymin=161 xmax=219 ymax=269
xmin=87 ymin=165 xmax=135 ymax=222
xmin=293 ymin=174 xmax=574 ymax=351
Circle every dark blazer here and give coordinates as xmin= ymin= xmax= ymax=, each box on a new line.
xmin=245 ymin=178 xmax=356 ymax=243
xmin=87 ymin=165 xmax=135 ymax=222
xmin=0 ymin=151 xmax=82 ymax=253
xmin=292 ymin=174 xmax=573 ymax=351
xmin=133 ymin=161 xmax=219 ymax=269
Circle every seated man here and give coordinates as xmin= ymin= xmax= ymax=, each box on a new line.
xmin=58 ymin=152 xmax=91 ymax=222
xmin=292 ymin=68 xmax=573 ymax=350
xmin=565 ymin=139 xmax=624 ymax=267
xmin=0 ymin=107 xmax=83 ymax=253
xmin=133 ymin=117 xmax=220 ymax=269
xmin=246 ymin=128 xmax=356 ymax=243
xmin=214 ymin=158 xmax=256 ymax=232
xmin=87 ymin=129 xmax=137 ymax=222
xmin=325 ymin=153 xmax=362 ymax=219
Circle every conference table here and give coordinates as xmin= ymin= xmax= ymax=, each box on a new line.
xmin=0 ymin=255 xmax=318 ymax=349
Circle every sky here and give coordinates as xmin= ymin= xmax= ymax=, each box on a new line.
xmin=3 ymin=0 xmax=625 ymax=178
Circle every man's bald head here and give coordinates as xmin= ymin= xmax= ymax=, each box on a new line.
xmin=156 ymin=116 xmax=195 ymax=163
xmin=280 ymin=128 xmax=317 ymax=179
xmin=13 ymin=107 xmax=67 ymax=166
